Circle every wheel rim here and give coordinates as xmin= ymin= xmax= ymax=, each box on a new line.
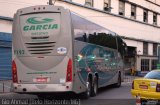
xmin=86 ymin=81 xmax=91 ymax=96
xmin=94 ymin=78 xmax=97 ymax=94
xmin=118 ymin=75 xmax=121 ymax=86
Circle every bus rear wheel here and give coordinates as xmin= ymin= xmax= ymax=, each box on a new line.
xmin=114 ymin=73 xmax=121 ymax=88
xmin=81 ymin=77 xmax=92 ymax=99
xmin=91 ymin=76 xmax=98 ymax=97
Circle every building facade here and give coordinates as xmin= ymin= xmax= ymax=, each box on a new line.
xmin=58 ymin=0 xmax=160 ymax=75
xmin=0 ymin=0 xmax=160 ymax=77
xmin=0 ymin=16 xmax=12 ymax=80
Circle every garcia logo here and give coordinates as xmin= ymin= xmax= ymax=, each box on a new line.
xmin=23 ymin=17 xmax=58 ymax=31
xmin=27 ymin=17 xmax=54 ymax=24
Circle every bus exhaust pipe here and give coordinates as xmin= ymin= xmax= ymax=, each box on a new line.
xmin=23 ymin=88 xmax=27 ymax=92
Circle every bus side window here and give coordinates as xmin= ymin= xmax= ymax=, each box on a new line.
xmin=92 ymin=48 xmax=99 ymax=57
xmin=104 ymin=50 xmax=111 ymax=60
xmin=74 ymin=30 xmax=88 ymax=42
xmin=110 ymin=51 xmax=115 ymax=59
xmin=99 ymin=48 xmax=104 ymax=57
xmin=83 ymin=33 xmax=87 ymax=42
xmin=88 ymin=33 xmax=97 ymax=44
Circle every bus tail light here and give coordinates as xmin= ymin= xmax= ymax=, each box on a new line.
xmin=66 ymin=59 xmax=72 ymax=82
xmin=156 ymin=84 xmax=160 ymax=92
xmin=12 ymin=60 xmax=18 ymax=83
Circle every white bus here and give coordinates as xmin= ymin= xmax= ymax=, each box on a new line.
xmin=12 ymin=5 xmax=127 ymax=98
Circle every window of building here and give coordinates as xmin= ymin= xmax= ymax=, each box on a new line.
xmin=85 ymin=0 xmax=93 ymax=7
xmin=104 ymin=0 xmax=111 ymax=12
xmin=153 ymin=13 xmax=157 ymax=25
xmin=152 ymin=60 xmax=158 ymax=70
xmin=143 ymin=42 xmax=148 ymax=55
xmin=141 ymin=59 xmax=150 ymax=71
xmin=119 ymin=1 xmax=125 ymax=16
xmin=131 ymin=5 xmax=136 ymax=19
xmin=143 ymin=10 xmax=148 ymax=23
xmin=153 ymin=43 xmax=158 ymax=56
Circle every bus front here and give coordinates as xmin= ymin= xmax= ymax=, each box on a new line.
xmin=12 ymin=5 xmax=73 ymax=93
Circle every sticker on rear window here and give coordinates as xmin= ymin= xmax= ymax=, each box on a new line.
xmin=57 ymin=47 xmax=67 ymax=54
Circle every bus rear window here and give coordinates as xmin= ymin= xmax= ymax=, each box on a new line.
xmin=20 ymin=13 xmax=61 ymax=37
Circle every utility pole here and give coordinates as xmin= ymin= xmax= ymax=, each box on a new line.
xmin=49 ymin=0 xmax=53 ymax=5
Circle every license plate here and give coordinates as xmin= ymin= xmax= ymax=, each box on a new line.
xmin=33 ymin=77 xmax=49 ymax=83
xmin=139 ymin=85 xmax=148 ymax=89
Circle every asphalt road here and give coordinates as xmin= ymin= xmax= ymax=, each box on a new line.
xmin=82 ymin=83 xmax=136 ymax=105
xmin=0 ymin=82 xmax=136 ymax=105
xmin=91 ymin=82 xmax=133 ymax=99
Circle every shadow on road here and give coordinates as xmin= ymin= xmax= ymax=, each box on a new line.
xmin=97 ymin=84 xmax=116 ymax=94
xmin=35 ymin=84 xmax=119 ymax=100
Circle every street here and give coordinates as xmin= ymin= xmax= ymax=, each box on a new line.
xmin=91 ymin=82 xmax=133 ymax=99
xmin=0 ymin=0 xmax=160 ymax=104
xmin=82 ymin=82 xmax=136 ymax=105
xmin=0 ymin=81 xmax=136 ymax=105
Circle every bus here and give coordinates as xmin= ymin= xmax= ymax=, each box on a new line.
xmin=12 ymin=5 xmax=127 ymax=98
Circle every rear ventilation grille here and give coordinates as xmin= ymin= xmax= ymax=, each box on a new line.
xmin=27 ymin=46 xmax=54 ymax=48
xmin=31 ymin=36 xmax=49 ymax=39
xmin=25 ymin=42 xmax=55 ymax=55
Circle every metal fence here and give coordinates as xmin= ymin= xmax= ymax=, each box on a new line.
xmin=124 ymin=75 xmax=136 ymax=83
xmin=0 ymin=80 xmax=12 ymax=93
xmin=123 ymin=68 xmax=139 ymax=84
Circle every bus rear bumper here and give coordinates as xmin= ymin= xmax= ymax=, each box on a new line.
xmin=13 ymin=83 xmax=73 ymax=93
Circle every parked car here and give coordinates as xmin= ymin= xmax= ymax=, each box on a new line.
xmin=131 ymin=70 xmax=160 ymax=100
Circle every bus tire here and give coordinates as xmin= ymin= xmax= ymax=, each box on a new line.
xmin=81 ymin=77 xmax=92 ymax=99
xmin=114 ymin=73 xmax=121 ymax=88
xmin=91 ymin=76 xmax=98 ymax=97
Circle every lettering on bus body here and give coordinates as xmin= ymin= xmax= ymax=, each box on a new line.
xmin=20 ymin=13 xmax=61 ymax=40
xmin=23 ymin=24 xmax=58 ymax=31
xmin=23 ymin=17 xmax=58 ymax=31
xmin=14 ymin=49 xmax=25 ymax=56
